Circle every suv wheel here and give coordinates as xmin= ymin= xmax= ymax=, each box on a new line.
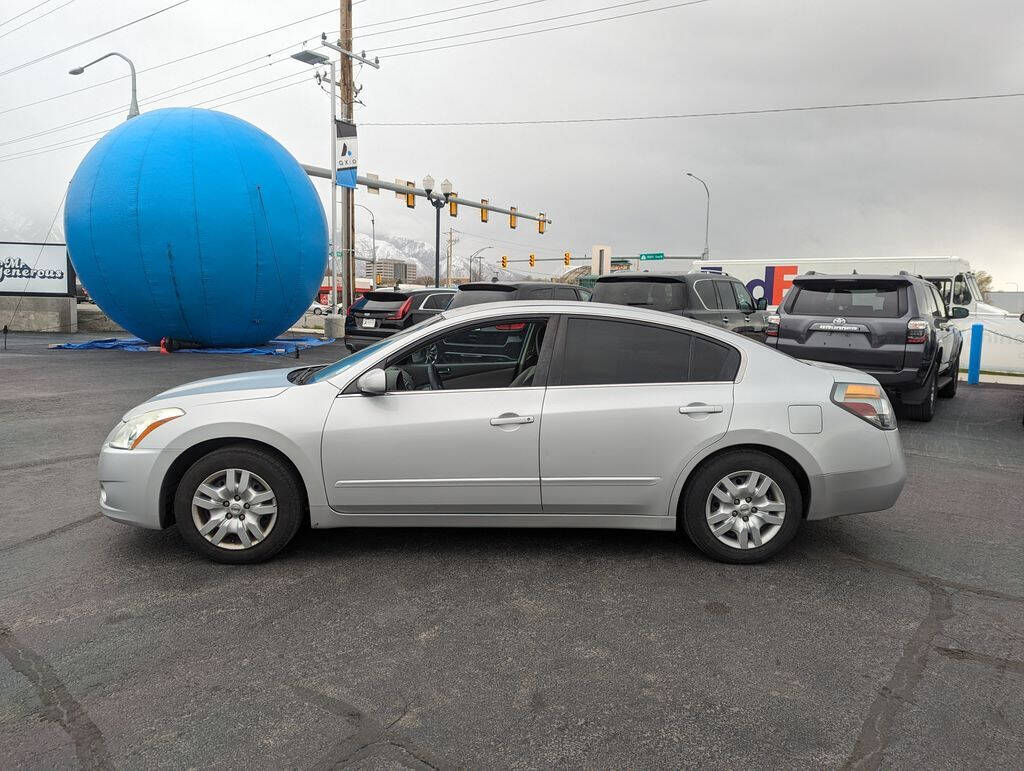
xmin=174 ymin=445 xmax=304 ymax=564
xmin=904 ymin=368 xmax=938 ymax=421
xmin=679 ymin=451 xmax=803 ymax=564
xmin=938 ymin=354 xmax=960 ymax=398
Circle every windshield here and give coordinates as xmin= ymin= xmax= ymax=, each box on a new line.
xmin=592 ymin=279 xmax=686 ymax=312
xmin=788 ymin=281 xmax=904 ymax=317
xmin=308 ymin=315 xmax=444 ymax=383
xmin=357 ymin=292 xmax=409 ymax=312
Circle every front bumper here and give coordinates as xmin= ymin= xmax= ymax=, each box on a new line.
xmin=806 ymin=429 xmax=906 ymax=520
xmin=98 ymin=445 xmax=166 ymax=529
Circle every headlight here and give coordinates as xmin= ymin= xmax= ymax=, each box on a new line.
xmin=109 ymin=408 xmax=185 ymax=449
xmin=831 ymin=383 xmax=896 ymax=430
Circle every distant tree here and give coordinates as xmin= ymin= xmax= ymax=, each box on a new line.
xmin=976 ymin=270 xmax=994 ymax=300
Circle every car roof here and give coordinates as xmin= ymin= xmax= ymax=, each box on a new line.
xmin=594 ymin=271 xmax=734 ymax=282
xmin=456 ymin=281 xmax=574 ymax=290
xmin=440 ymin=299 xmax=718 ymax=330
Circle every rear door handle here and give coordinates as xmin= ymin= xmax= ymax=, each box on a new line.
xmin=679 ymin=405 xmax=724 ymax=414
xmin=490 ymin=415 xmax=535 ymax=426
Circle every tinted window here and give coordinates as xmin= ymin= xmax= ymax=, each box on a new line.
xmin=591 ymin=279 xmax=686 ymax=312
xmin=693 ymin=279 xmax=719 ymax=309
xmin=731 ymin=282 xmax=755 ymax=313
xmin=715 ymin=281 xmax=738 ymax=310
xmin=916 ymin=285 xmax=937 ymax=317
xmin=420 ymin=293 xmax=452 ymax=310
xmin=928 ymin=284 xmax=947 ymax=318
xmin=527 ymin=287 xmax=553 ymax=300
xmin=550 ymin=286 xmax=578 ymax=300
xmin=449 ymin=286 xmax=517 ymax=308
xmin=559 ymin=318 xmax=739 ymax=385
xmin=577 ymin=288 xmax=592 ymax=300
xmin=358 ymin=292 xmax=408 ymax=312
xmin=788 ymin=282 xmax=904 ymax=318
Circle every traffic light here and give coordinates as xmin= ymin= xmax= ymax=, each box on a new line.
xmin=405 ymin=180 xmax=415 ymax=208
xmin=375 ymin=273 xmax=383 ymax=285
xmin=481 ymin=199 xmax=488 ymax=223
xmin=529 ymin=254 xmax=536 ymax=268
xmin=509 ymin=206 xmax=517 ymax=229
xmin=564 ymin=252 xmax=571 ymax=266
xmin=538 ymin=214 xmax=545 ymax=235
xmin=449 ymin=194 xmax=457 ymax=217
xmin=501 ymin=255 xmax=508 ymax=269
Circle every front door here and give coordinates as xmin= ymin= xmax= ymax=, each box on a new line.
xmin=540 ymin=316 xmax=738 ymax=515
xmin=321 ymin=316 xmax=552 ymax=515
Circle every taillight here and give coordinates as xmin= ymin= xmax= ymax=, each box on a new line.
xmin=346 ymin=299 xmax=363 ymax=316
xmin=766 ymin=313 xmax=781 ymax=337
xmin=831 ymin=382 xmax=896 ymax=430
xmin=388 ymin=297 xmax=413 ymax=320
xmin=906 ymin=318 xmax=928 ymax=344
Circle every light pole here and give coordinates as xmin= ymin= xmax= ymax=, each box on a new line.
xmin=354 ymin=203 xmax=376 ymax=289
xmin=686 ymin=171 xmax=710 ymax=260
xmin=69 ymin=52 xmax=139 ymax=120
xmin=423 ymin=175 xmax=453 ymax=287
xmin=467 ymin=246 xmax=492 ymax=282
xmin=291 ymin=50 xmax=341 ymax=322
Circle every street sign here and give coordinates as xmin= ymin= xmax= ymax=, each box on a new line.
xmin=638 ymin=252 xmax=664 ymax=261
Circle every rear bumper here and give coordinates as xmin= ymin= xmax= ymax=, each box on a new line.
xmin=806 ymin=429 xmax=906 ymax=520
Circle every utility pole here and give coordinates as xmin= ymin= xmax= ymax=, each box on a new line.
xmin=446 ymin=227 xmax=457 ymax=286
xmin=339 ymin=0 xmax=355 ymax=310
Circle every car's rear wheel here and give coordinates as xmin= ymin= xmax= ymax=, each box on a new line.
xmin=904 ymin=367 xmax=938 ymax=421
xmin=680 ymin=451 xmax=803 ymax=564
xmin=173 ymin=445 xmax=304 ymax=564
xmin=938 ymin=353 xmax=960 ymax=398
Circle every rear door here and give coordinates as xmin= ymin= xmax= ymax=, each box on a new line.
xmin=690 ymin=278 xmax=726 ymax=329
xmin=539 ymin=316 xmax=738 ymax=515
xmin=777 ymin=279 xmax=908 ymax=370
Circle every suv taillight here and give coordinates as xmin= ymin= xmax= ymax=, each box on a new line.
xmin=766 ymin=313 xmax=781 ymax=337
xmin=831 ymin=382 xmax=896 ymax=429
xmin=906 ymin=318 xmax=928 ymax=344
xmin=388 ymin=297 xmax=413 ymax=320
xmin=346 ymin=299 xmax=363 ymax=316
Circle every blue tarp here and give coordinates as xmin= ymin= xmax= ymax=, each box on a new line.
xmin=54 ymin=337 xmax=334 ymax=356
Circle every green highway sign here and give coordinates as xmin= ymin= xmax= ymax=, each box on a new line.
xmin=638 ymin=252 xmax=665 ymax=261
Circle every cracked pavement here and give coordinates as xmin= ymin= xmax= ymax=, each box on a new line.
xmin=1 ymin=332 xmax=1022 ymax=769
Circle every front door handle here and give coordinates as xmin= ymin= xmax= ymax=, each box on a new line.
xmin=490 ymin=415 xmax=535 ymax=426
xmin=679 ymin=404 xmax=724 ymax=414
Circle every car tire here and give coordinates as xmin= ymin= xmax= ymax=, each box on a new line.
xmin=173 ymin=444 xmax=304 ymax=564
xmin=679 ymin=451 xmax=803 ymax=564
xmin=904 ymin=367 xmax=938 ymax=421
xmin=938 ymin=354 xmax=960 ymax=398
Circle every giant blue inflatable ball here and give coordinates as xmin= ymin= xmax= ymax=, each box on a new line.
xmin=65 ymin=107 xmax=327 ymax=347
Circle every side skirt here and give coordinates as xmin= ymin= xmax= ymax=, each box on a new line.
xmin=309 ymin=506 xmax=677 ymax=531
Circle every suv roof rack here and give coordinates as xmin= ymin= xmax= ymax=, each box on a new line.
xmin=686 ymin=267 xmax=735 ymax=278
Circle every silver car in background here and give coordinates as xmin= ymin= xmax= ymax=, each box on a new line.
xmin=98 ymin=301 xmax=906 ymax=564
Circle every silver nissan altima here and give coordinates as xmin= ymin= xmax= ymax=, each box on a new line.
xmin=98 ymin=301 xmax=906 ymax=564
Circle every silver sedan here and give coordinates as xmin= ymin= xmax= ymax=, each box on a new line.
xmin=98 ymin=301 xmax=906 ymax=564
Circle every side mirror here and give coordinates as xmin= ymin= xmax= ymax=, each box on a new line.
xmin=356 ymin=368 xmax=387 ymax=395
xmin=1019 ymin=311 xmax=1024 ymax=324
xmin=755 ymin=297 xmax=768 ymax=311
xmin=950 ymin=306 xmax=970 ymax=320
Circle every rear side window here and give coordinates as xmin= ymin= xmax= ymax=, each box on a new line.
xmin=420 ymin=293 xmax=451 ymax=310
xmin=527 ymin=287 xmax=553 ymax=300
xmin=550 ymin=286 xmax=577 ymax=300
xmin=449 ymin=286 xmax=517 ymax=308
xmin=714 ymin=281 xmax=738 ymax=310
xmin=557 ymin=318 xmax=739 ymax=385
xmin=787 ymin=282 xmax=905 ymax=318
xmin=591 ymin=279 xmax=686 ymax=312
xmin=693 ymin=279 xmax=719 ymax=309
xmin=359 ymin=292 xmax=408 ymax=312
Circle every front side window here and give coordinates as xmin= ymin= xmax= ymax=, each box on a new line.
xmin=731 ymin=282 xmax=756 ymax=313
xmin=693 ymin=280 xmax=720 ymax=310
xmin=952 ymin=274 xmax=972 ymax=305
xmin=384 ymin=318 xmax=548 ymax=390
xmin=929 ymin=285 xmax=948 ymax=318
xmin=557 ymin=318 xmax=739 ymax=386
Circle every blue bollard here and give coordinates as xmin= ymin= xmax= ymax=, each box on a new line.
xmin=967 ymin=323 xmax=983 ymax=384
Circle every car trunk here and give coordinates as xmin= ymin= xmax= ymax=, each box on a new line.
xmin=349 ymin=291 xmax=410 ymax=329
xmin=776 ymin=279 xmax=909 ymax=371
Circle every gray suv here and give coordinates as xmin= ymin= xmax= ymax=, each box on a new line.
xmin=765 ymin=272 xmax=965 ymax=421
xmin=590 ymin=272 xmax=769 ymax=340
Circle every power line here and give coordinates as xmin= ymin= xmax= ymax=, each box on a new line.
xmin=0 ymin=0 xmax=55 ymax=28
xmin=350 ymin=0 xmax=506 ymax=32
xmin=361 ymin=90 xmax=1024 ymax=126
xmin=0 ymin=0 xmax=77 ymax=41
xmin=0 ymin=0 xmax=195 ymax=79
xmin=378 ymin=0 xmax=713 ymax=57
xmin=370 ymin=0 xmax=668 ymax=53
xmin=353 ymin=0 xmax=553 ymax=42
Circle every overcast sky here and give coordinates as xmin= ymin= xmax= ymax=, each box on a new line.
xmin=2 ymin=0 xmax=1023 ymax=287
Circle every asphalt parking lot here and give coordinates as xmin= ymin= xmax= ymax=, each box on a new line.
xmin=1 ymin=332 xmax=1023 ymax=769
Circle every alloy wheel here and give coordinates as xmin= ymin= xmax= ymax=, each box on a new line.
xmin=705 ymin=470 xmax=786 ymax=550
xmin=191 ymin=468 xmax=278 ymax=550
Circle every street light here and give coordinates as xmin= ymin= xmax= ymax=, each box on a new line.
xmin=423 ymin=175 xmax=453 ymax=287
xmin=354 ymin=203 xmax=376 ymax=289
xmin=467 ymin=246 xmax=492 ymax=282
xmin=291 ymin=49 xmax=342 ymax=321
xmin=69 ymin=52 xmax=139 ymax=120
xmin=685 ymin=171 xmax=710 ymax=260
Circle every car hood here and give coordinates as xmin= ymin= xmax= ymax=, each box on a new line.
xmin=129 ymin=367 xmax=298 ymax=416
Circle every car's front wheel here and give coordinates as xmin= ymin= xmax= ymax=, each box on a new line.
xmin=680 ymin=451 xmax=803 ymax=564
xmin=173 ymin=445 xmax=304 ymax=564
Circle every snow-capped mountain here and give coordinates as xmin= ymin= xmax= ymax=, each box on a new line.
xmin=351 ymin=232 xmax=532 ymax=282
